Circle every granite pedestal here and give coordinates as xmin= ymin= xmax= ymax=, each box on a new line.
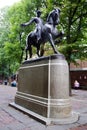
xmin=10 ymin=54 xmax=78 ymax=125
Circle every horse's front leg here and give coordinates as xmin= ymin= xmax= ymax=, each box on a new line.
xmin=57 ymin=30 xmax=64 ymax=38
xmin=40 ymin=44 xmax=44 ymax=56
xmin=48 ymin=33 xmax=60 ymax=54
xmin=36 ymin=46 xmax=40 ymax=57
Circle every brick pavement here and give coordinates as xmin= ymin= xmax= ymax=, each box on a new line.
xmin=69 ymin=124 xmax=87 ymax=130
xmin=0 ymin=85 xmax=87 ymax=130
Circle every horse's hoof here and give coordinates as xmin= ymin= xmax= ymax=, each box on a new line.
xmin=25 ymin=58 xmax=27 ymax=60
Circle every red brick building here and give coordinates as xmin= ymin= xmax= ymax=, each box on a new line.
xmin=70 ymin=60 xmax=87 ymax=89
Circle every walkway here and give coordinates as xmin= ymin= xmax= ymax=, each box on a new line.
xmin=0 ymin=85 xmax=87 ymax=130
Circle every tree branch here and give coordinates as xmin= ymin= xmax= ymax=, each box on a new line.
xmin=72 ymin=11 xmax=87 ymax=24
xmin=72 ymin=11 xmax=83 ymax=43
xmin=71 ymin=0 xmax=81 ymax=20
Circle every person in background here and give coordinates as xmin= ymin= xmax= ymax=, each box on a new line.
xmin=4 ymin=79 xmax=8 ymax=85
xmin=11 ymin=78 xmax=17 ymax=87
xmin=74 ymin=80 xmax=80 ymax=89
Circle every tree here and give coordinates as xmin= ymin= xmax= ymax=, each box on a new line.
xmin=42 ymin=0 xmax=87 ymax=63
xmin=0 ymin=0 xmax=87 ymax=79
xmin=61 ymin=0 xmax=87 ymax=64
xmin=0 ymin=7 xmax=11 ymax=78
xmin=0 ymin=5 xmax=22 ymax=78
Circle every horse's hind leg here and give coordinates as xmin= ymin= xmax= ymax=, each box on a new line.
xmin=25 ymin=48 xmax=28 ymax=60
xmin=25 ymin=45 xmax=32 ymax=60
xmin=25 ymin=35 xmax=32 ymax=59
xmin=29 ymin=45 xmax=32 ymax=58
xmin=25 ymin=36 xmax=29 ymax=60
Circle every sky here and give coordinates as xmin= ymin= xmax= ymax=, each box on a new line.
xmin=0 ymin=0 xmax=20 ymax=9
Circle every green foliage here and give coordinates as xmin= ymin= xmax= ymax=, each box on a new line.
xmin=0 ymin=0 xmax=87 ymax=78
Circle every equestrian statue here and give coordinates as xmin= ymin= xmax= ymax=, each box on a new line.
xmin=21 ymin=8 xmax=64 ymax=60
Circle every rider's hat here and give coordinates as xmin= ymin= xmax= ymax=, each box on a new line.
xmin=36 ymin=10 xmax=42 ymax=15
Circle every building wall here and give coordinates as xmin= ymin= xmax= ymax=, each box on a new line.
xmin=70 ymin=70 xmax=87 ymax=87
xmin=70 ymin=60 xmax=87 ymax=69
xmin=70 ymin=60 xmax=87 ymax=88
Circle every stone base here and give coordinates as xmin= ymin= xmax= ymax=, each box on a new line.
xmin=10 ymin=102 xmax=78 ymax=125
xmin=11 ymin=54 xmax=78 ymax=124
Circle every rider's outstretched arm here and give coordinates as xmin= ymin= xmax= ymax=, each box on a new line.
xmin=21 ymin=18 xmax=35 ymax=27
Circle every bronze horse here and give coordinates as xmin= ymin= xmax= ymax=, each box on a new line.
xmin=21 ymin=9 xmax=64 ymax=60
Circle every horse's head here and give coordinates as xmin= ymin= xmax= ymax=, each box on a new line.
xmin=54 ymin=8 xmax=61 ymax=14
xmin=47 ymin=8 xmax=61 ymax=26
